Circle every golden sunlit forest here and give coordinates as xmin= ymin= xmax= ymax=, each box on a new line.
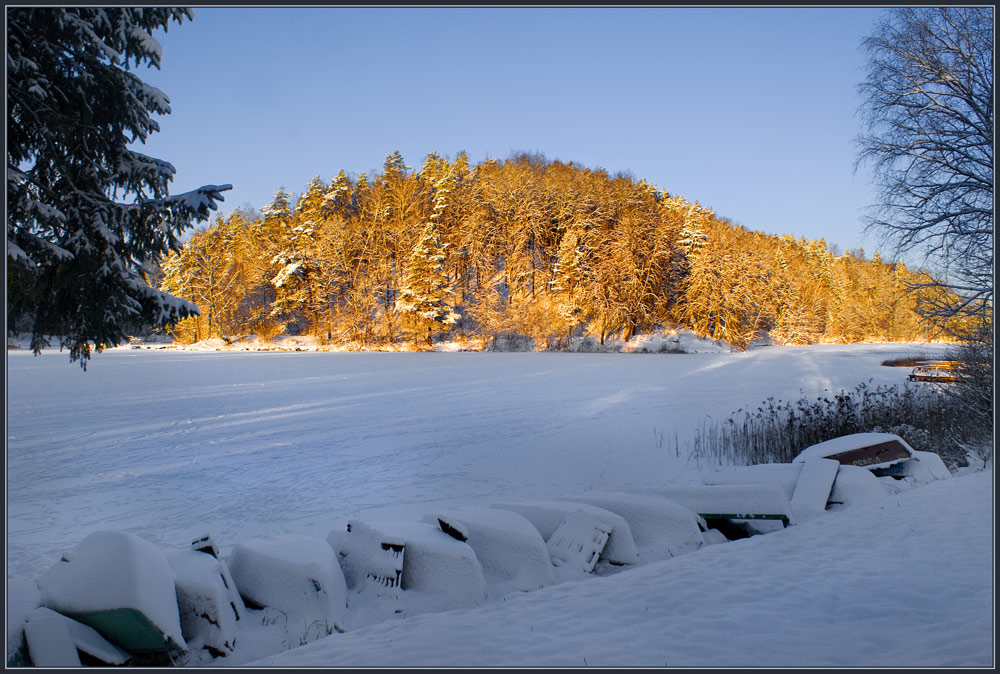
xmin=155 ymin=151 xmax=965 ymax=351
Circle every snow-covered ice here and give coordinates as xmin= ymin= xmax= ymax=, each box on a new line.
xmin=5 ymin=341 xmax=993 ymax=667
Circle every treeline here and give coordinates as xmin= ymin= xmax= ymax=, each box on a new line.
xmin=155 ymin=151 xmax=965 ymax=350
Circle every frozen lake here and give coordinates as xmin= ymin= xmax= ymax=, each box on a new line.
xmin=6 ymin=343 xmax=947 ymax=581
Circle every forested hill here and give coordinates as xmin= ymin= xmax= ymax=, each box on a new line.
xmin=156 ymin=151 xmax=963 ymax=350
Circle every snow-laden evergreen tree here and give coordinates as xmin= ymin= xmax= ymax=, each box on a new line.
xmin=382 ymin=150 xmax=409 ymax=178
xmin=452 ymin=151 xmax=472 ymax=184
xmin=396 ymin=173 xmax=459 ymax=347
xmin=295 ymin=177 xmax=329 ymax=220
xmin=676 ymin=202 xmax=711 ymax=257
xmin=7 ymin=8 xmax=231 ymax=366
xmin=261 ymin=186 xmax=293 ymax=224
xmin=419 ymin=152 xmax=449 ymax=187
xmin=259 ymin=186 xmax=293 ymax=263
xmin=270 ymin=177 xmax=330 ymax=334
xmin=550 ymin=228 xmax=588 ymax=334
xmin=322 ymin=170 xmax=351 ymax=216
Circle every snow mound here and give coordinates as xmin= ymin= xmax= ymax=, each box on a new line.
xmin=335 ymin=521 xmax=405 ymax=593
xmin=789 ymin=458 xmax=840 ymax=522
xmin=555 ymin=492 xmax=705 ymax=562
xmin=166 ymin=549 xmax=243 ymax=657
xmin=827 ymin=464 xmax=888 ymax=510
xmin=644 ymin=484 xmax=793 ymax=522
xmin=336 ymin=520 xmax=487 ymax=604
xmin=23 ymin=607 xmax=132 ymax=667
xmin=701 ymin=463 xmax=803 ymax=501
xmin=545 ymin=510 xmax=613 ymax=574
xmin=901 ymin=451 xmax=952 ymax=483
xmin=622 ymin=328 xmax=732 ymax=354
xmin=23 ymin=607 xmax=83 ymax=667
xmin=792 ymin=432 xmax=914 ymax=469
xmin=251 ymin=469 xmax=994 ymax=668
xmin=227 ymin=534 xmax=347 ymax=642
xmin=424 ymin=507 xmax=557 ymax=592
xmin=36 ymin=530 xmax=186 ymax=652
xmin=6 ymin=577 xmax=42 ymax=666
xmin=491 ymin=500 xmax=641 ymax=566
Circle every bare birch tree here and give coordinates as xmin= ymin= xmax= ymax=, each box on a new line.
xmin=856 ymin=7 xmax=993 ymax=329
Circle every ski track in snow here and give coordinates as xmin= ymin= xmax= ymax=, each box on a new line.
xmin=7 ymin=344 xmax=949 ymax=583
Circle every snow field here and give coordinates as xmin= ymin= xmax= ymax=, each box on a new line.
xmin=7 ymin=341 xmax=990 ymax=667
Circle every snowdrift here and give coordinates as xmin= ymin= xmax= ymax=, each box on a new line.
xmin=12 ymin=432 xmax=960 ymax=668
xmin=7 ymin=344 xmax=977 ymax=667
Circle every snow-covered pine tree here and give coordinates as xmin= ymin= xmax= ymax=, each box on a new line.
xmin=677 ymin=202 xmax=710 ymax=257
xmin=419 ymin=152 xmax=449 ymax=187
xmin=271 ymin=176 xmax=331 ymax=334
xmin=261 ymin=186 xmax=293 ymax=227
xmin=260 ymin=186 xmax=307 ymax=334
xmin=7 ymin=8 xmax=231 ymax=367
xmin=382 ymin=150 xmax=409 ymax=178
xmin=395 ymin=174 xmax=460 ymax=347
xmin=322 ymin=170 xmax=351 ymax=216
xmin=260 ymin=186 xmax=294 ymax=269
xmin=550 ymin=228 xmax=588 ymax=334
xmin=295 ymin=176 xmax=329 ymax=220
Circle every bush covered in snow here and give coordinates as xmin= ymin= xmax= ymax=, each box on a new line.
xmin=686 ymin=380 xmax=977 ymax=470
xmin=485 ymin=332 xmax=537 ymax=352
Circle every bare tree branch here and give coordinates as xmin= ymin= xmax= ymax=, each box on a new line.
xmin=856 ymin=7 xmax=993 ymax=328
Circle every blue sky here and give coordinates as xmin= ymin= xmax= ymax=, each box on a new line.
xmin=137 ymin=7 xmax=886 ymax=254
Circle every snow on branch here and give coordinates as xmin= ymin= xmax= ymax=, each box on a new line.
xmin=7 ymin=240 xmax=31 ymax=262
xmin=140 ymin=184 xmax=233 ymax=221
